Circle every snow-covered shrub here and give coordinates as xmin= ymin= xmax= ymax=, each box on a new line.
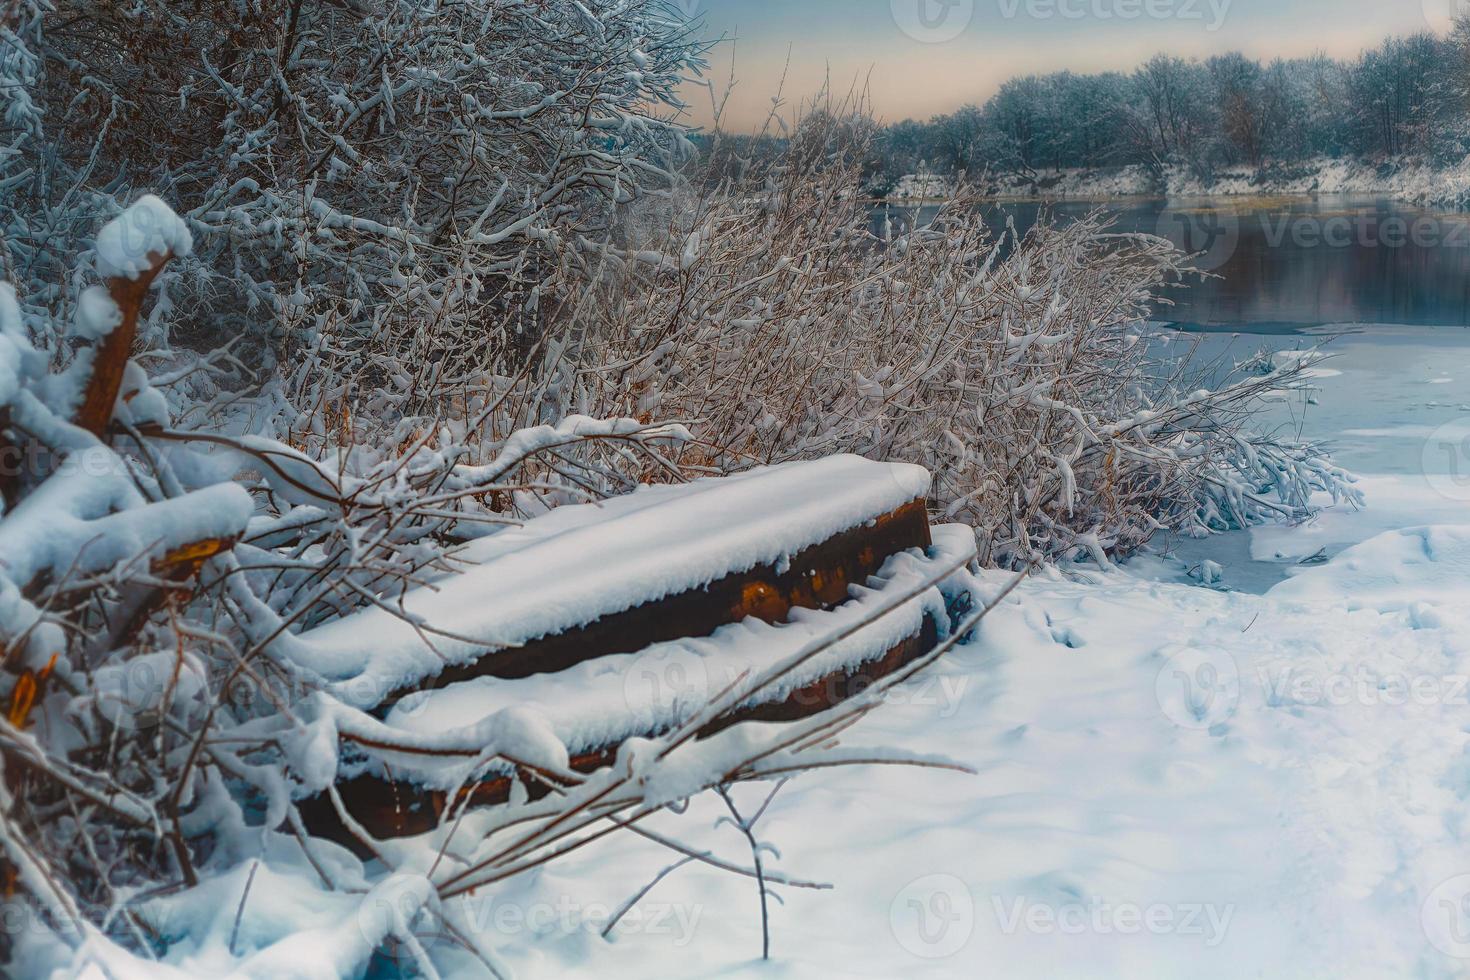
xmin=0 ymin=0 xmax=707 ymax=442
xmin=566 ymin=110 xmax=1359 ymax=567
xmin=0 ymin=196 xmax=668 ymax=967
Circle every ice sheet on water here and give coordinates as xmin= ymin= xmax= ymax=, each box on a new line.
xmin=1268 ymin=524 xmax=1470 ymax=609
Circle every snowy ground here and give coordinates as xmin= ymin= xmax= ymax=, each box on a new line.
xmin=467 ymin=325 xmax=1470 ymax=979
xmin=38 ymin=327 xmax=1470 ymax=980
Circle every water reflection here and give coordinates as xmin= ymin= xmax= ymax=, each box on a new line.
xmin=873 ymin=196 xmax=1470 ymax=329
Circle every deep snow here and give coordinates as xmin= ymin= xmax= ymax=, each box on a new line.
xmin=27 ymin=326 xmax=1470 ymax=979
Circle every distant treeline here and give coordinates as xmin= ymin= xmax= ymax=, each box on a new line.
xmin=700 ymin=26 xmax=1470 ymax=195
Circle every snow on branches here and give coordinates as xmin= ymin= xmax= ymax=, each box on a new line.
xmin=569 ymin=109 xmax=1359 ymax=568
xmin=1 ymin=0 xmax=710 ymax=444
xmin=0 ymin=192 xmax=677 ymax=967
xmin=0 ymin=194 xmax=973 ymax=979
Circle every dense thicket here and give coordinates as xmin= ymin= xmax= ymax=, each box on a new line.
xmin=1 ymin=0 xmax=707 ymax=445
xmin=581 ymin=111 xmax=1356 ymax=568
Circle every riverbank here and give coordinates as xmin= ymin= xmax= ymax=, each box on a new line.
xmin=472 ymin=323 xmax=1470 ymax=979
xmin=887 ymin=156 xmax=1470 ymax=209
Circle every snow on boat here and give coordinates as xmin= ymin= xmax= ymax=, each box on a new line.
xmin=297 ymin=456 xmax=977 ymax=841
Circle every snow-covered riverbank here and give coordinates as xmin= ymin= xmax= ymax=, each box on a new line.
xmin=489 ymin=324 xmax=1470 ymax=979
xmin=34 ymin=327 xmax=1469 ymax=980
xmin=888 ymin=157 xmax=1470 ymax=209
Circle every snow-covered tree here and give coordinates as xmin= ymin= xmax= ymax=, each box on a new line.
xmin=867 ymin=28 xmax=1470 ymax=179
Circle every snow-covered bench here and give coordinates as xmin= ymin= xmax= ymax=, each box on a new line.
xmin=298 ymin=456 xmax=978 ymax=841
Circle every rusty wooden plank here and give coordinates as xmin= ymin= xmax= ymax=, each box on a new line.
xmin=379 ymin=497 xmax=932 ymax=710
xmin=302 ymin=612 xmax=939 ymax=845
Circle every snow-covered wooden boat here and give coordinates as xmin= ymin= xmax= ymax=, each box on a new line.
xmin=298 ymin=455 xmax=976 ymax=842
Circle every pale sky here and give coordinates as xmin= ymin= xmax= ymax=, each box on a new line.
xmin=677 ymin=0 xmax=1462 ymax=130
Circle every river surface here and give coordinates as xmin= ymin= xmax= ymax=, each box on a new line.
xmin=876 ymin=193 xmax=1470 ymax=590
xmin=874 ymin=195 xmax=1470 ymax=330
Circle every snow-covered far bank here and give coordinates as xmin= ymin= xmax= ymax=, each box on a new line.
xmin=885 ymin=156 xmax=1470 ymax=209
